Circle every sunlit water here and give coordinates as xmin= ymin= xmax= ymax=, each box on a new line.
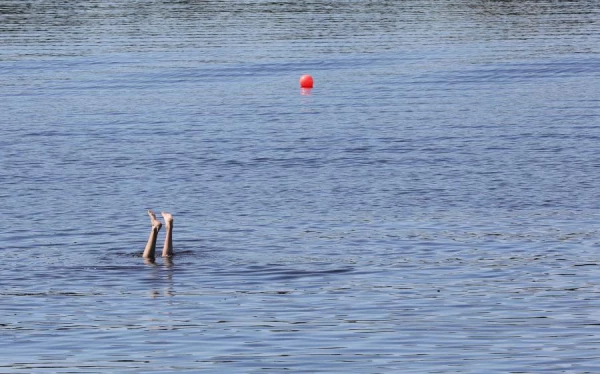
xmin=2 ymin=1 xmax=600 ymax=372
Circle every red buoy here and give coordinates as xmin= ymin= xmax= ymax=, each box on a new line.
xmin=299 ymin=74 xmax=314 ymax=88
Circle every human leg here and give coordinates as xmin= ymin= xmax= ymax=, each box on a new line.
xmin=142 ymin=210 xmax=162 ymax=259
xmin=161 ymin=212 xmax=173 ymax=257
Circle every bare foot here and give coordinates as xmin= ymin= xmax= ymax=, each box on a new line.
xmin=160 ymin=212 xmax=173 ymax=226
xmin=148 ymin=210 xmax=162 ymax=231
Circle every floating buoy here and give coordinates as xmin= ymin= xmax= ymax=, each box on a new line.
xmin=299 ymin=74 xmax=314 ymax=88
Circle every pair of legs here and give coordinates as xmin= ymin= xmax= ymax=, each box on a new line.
xmin=143 ymin=210 xmax=173 ymax=260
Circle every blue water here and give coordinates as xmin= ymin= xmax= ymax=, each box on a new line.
xmin=2 ymin=1 xmax=600 ymax=372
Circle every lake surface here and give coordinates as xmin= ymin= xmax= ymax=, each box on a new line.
xmin=2 ymin=0 xmax=600 ymax=372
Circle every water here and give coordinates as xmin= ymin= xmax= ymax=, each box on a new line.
xmin=1 ymin=0 xmax=600 ymax=372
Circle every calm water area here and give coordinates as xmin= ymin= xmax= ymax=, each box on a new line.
xmin=2 ymin=0 xmax=600 ymax=372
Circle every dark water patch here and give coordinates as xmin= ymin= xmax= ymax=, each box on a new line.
xmin=244 ymin=265 xmax=354 ymax=281
xmin=0 ymin=291 xmax=103 ymax=297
